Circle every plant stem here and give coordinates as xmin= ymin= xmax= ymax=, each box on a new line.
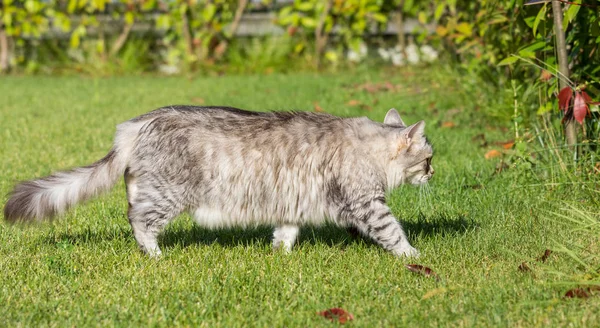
xmin=551 ymin=0 xmax=577 ymax=151
xmin=214 ymin=0 xmax=249 ymax=61
xmin=0 ymin=24 xmax=9 ymax=73
xmin=315 ymin=0 xmax=333 ymax=70
xmin=110 ymin=22 xmax=134 ymax=57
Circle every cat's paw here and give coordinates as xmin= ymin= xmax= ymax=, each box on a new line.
xmin=393 ymin=245 xmax=420 ymax=258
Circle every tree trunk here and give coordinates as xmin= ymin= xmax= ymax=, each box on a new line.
xmin=110 ymin=22 xmax=133 ymax=57
xmin=0 ymin=24 xmax=9 ymax=73
xmin=315 ymin=0 xmax=333 ymax=69
xmin=551 ymin=0 xmax=577 ymax=150
xmin=394 ymin=1 xmax=406 ymax=51
xmin=181 ymin=7 xmax=195 ymax=61
xmin=213 ymin=0 xmax=249 ymax=61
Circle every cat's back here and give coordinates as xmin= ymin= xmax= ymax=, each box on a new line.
xmin=128 ymin=105 xmax=355 ymax=144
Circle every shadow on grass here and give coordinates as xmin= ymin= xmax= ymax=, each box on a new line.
xmin=39 ymin=215 xmax=476 ymax=251
xmin=159 ymin=214 xmax=476 ymax=250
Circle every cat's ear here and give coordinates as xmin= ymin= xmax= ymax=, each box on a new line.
xmin=384 ymin=108 xmax=406 ymax=126
xmin=401 ymin=121 xmax=425 ymax=141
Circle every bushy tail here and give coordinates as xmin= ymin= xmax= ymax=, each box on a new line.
xmin=3 ymin=150 xmax=127 ymax=222
xmin=3 ymin=120 xmax=144 ymax=223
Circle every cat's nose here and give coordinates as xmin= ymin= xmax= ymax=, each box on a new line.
xmin=430 ymin=166 xmax=435 ymax=175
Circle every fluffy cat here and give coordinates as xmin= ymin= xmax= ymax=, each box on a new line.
xmin=4 ymin=106 xmax=434 ymax=257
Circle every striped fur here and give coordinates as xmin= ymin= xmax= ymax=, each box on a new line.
xmin=4 ymin=106 xmax=434 ymax=257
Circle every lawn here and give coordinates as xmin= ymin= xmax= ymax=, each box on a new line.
xmin=1 ymin=69 xmax=598 ymax=327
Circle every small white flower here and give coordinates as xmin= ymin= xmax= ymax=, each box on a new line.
xmin=378 ymin=48 xmax=390 ymax=61
xmin=420 ymin=45 xmax=438 ymax=62
xmin=347 ymin=42 xmax=368 ymax=63
xmin=391 ymin=52 xmax=405 ymax=66
xmin=406 ymin=44 xmax=420 ymax=64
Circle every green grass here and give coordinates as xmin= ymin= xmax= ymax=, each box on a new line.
xmin=1 ymin=69 xmax=599 ymax=327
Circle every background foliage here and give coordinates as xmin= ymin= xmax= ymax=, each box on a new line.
xmin=1 ymin=0 xmax=599 ymax=148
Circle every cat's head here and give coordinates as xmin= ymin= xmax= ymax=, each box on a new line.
xmin=383 ymin=108 xmax=434 ymax=187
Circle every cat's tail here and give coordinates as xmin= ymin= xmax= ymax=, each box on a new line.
xmin=3 ymin=120 xmax=144 ymax=223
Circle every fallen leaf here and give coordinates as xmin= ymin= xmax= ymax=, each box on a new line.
xmin=347 ymin=99 xmax=361 ymax=106
xmin=317 ymin=308 xmax=354 ymax=324
xmin=484 ymin=149 xmax=502 ymax=159
xmin=498 ymin=141 xmax=515 ymax=149
xmin=518 ymin=262 xmax=531 ymax=272
xmin=314 ymin=102 xmax=324 ymax=112
xmin=441 ymin=121 xmax=456 ymax=128
xmin=421 ymin=287 xmax=447 ymax=300
xmin=565 ymin=288 xmax=591 ymax=299
xmin=537 ymin=249 xmax=552 ymax=262
xmin=405 ymin=264 xmax=439 ymax=280
xmin=191 ymin=97 xmax=205 ymax=104
xmin=359 ymin=104 xmax=372 ymax=111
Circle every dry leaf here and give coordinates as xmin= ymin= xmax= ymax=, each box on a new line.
xmin=421 ymin=287 xmax=447 ymax=300
xmin=484 ymin=150 xmax=502 ymax=159
xmin=441 ymin=121 xmax=456 ymax=128
xmin=539 ymin=70 xmax=553 ymax=82
xmin=347 ymin=99 xmax=361 ymax=106
xmin=314 ymin=102 xmax=324 ymax=112
xmin=565 ymin=288 xmax=591 ymax=299
xmin=405 ymin=264 xmax=439 ymax=280
xmin=564 ymin=286 xmax=600 ymax=299
xmin=518 ymin=262 xmax=531 ymax=272
xmin=317 ymin=308 xmax=354 ymax=324
xmin=501 ymin=141 xmax=515 ymax=149
xmin=191 ymin=97 xmax=205 ymax=104
xmin=359 ymin=104 xmax=372 ymax=111
xmin=537 ymin=249 xmax=552 ymax=263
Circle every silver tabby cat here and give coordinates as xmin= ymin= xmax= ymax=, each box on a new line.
xmin=4 ymin=106 xmax=434 ymax=257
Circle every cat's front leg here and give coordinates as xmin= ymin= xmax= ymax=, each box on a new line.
xmin=272 ymin=225 xmax=300 ymax=253
xmin=349 ymin=202 xmax=419 ymax=258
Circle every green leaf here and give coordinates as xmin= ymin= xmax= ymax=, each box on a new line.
xmin=372 ymin=13 xmax=387 ymax=23
xmin=202 ymin=4 xmax=216 ymax=22
xmin=520 ymin=40 xmax=546 ymax=53
xmin=301 ymin=17 xmax=316 ymax=29
xmin=325 ymin=50 xmax=338 ymax=63
xmin=537 ymin=102 xmax=553 ymax=115
xmin=293 ymin=42 xmax=305 ymax=53
xmin=434 ymin=3 xmax=445 ymax=21
xmin=456 ymin=22 xmax=472 ymax=36
xmin=278 ymin=6 xmax=293 ymax=19
xmin=68 ymin=0 xmax=77 ymax=13
xmin=70 ymin=30 xmax=80 ymax=48
xmin=295 ymin=2 xmax=313 ymax=11
xmin=498 ymin=56 xmax=519 ymax=66
xmin=418 ymin=11 xmax=427 ymax=24
xmin=518 ymin=50 xmax=536 ymax=58
xmin=125 ymin=11 xmax=134 ymax=25
xmin=532 ymin=4 xmax=546 ymax=37
xmin=563 ymin=0 xmax=581 ymax=31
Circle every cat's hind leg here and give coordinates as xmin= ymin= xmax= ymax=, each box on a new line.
xmin=272 ymin=225 xmax=300 ymax=253
xmin=125 ymin=173 xmax=183 ymax=257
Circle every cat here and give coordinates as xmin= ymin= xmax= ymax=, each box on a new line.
xmin=4 ymin=106 xmax=434 ymax=258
